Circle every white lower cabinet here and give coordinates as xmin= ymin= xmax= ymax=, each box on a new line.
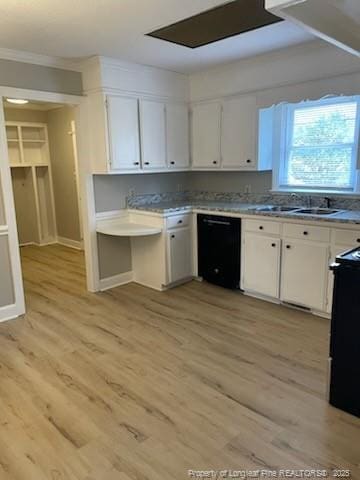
xmin=243 ymin=233 xmax=281 ymax=298
xmin=280 ymin=239 xmax=329 ymax=311
xmin=166 ymin=226 xmax=192 ymax=284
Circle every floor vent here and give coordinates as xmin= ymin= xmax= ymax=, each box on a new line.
xmin=282 ymin=301 xmax=311 ymax=312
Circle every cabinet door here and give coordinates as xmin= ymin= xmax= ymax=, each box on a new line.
xmin=167 ymin=228 xmax=192 ymax=284
xmin=166 ymin=104 xmax=190 ymax=169
xmin=243 ymin=233 xmax=281 ymax=298
xmin=191 ymin=103 xmax=221 ymax=169
xmin=107 ymin=96 xmax=141 ymax=171
xmin=221 ymin=96 xmax=257 ymax=169
xmin=281 ymin=239 xmax=329 ymax=311
xmin=140 ymin=100 xmax=166 ymax=170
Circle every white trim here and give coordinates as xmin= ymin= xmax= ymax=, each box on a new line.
xmin=0 ymin=87 xmax=83 ymax=105
xmin=0 ymin=87 xmax=97 ymax=319
xmin=70 ymin=120 xmax=83 ymax=239
xmin=0 ymin=303 xmax=24 ymax=323
xmin=0 ymin=47 xmax=82 ymax=72
xmin=57 ymin=236 xmax=83 ymax=250
xmin=0 ymin=97 xmax=25 ymax=322
xmin=99 ymin=271 xmax=133 ymax=291
xmin=271 ymin=95 xmax=360 ymax=193
xmin=95 ymin=209 xmax=127 ymax=220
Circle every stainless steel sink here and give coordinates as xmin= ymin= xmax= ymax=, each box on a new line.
xmin=252 ymin=206 xmax=299 ymax=213
xmin=294 ymin=208 xmax=341 ymax=216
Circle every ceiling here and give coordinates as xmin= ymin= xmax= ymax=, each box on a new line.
xmin=0 ymin=0 xmax=313 ymax=73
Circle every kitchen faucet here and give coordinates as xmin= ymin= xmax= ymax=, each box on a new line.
xmin=324 ymin=197 xmax=331 ymax=209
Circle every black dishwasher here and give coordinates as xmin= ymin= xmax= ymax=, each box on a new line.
xmin=197 ymin=214 xmax=241 ymax=289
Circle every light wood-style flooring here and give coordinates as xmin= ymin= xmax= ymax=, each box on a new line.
xmin=0 ymin=244 xmax=359 ymax=480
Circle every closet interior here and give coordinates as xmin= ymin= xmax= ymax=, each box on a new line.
xmin=7 ymin=122 xmax=56 ymax=245
xmin=4 ymin=100 xmax=82 ymax=250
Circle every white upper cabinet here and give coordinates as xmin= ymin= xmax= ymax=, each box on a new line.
xmin=166 ymin=104 xmax=190 ymax=169
xmin=191 ymin=97 xmax=269 ymax=171
xmin=139 ymin=100 xmax=167 ymax=170
xmin=191 ymin=102 xmax=221 ymax=169
xmin=221 ymin=96 xmax=256 ymax=169
xmin=107 ymin=96 xmax=141 ymax=171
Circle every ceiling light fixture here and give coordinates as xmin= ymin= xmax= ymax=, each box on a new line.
xmin=6 ymin=98 xmax=29 ymax=105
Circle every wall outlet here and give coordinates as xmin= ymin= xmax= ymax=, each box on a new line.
xmin=244 ymin=184 xmax=252 ymax=194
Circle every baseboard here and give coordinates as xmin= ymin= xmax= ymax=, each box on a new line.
xmin=99 ymin=271 xmax=133 ymax=291
xmin=0 ymin=303 xmax=24 ymax=323
xmin=57 ymin=236 xmax=84 ymax=250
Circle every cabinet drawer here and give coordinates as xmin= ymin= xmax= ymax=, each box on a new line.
xmin=283 ymin=223 xmax=330 ymax=242
xmin=245 ymin=219 xmax=281 ymax=235
xmin=334 ymin=228 xmax=360 ymax=246
xmin=166 ymin=213 xmax=190 ymax=230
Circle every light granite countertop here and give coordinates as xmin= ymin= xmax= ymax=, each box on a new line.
xmin=128 ymin=201 xmax=360 ymax=225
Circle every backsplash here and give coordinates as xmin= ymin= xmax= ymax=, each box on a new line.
xmin=127 ymin=191 xmax=360 ymax=211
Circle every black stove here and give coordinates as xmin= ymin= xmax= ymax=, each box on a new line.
xmin=329 ymin=246 xmax=360 ymax=418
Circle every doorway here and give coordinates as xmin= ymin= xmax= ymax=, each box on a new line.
xmin=2 ymin=97 xmax=86 ymax=313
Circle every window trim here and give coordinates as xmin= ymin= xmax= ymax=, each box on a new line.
xmin=272 ymin=95 xmax=360 ymax=194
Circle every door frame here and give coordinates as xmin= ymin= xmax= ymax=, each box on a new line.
xmin=69 ymin=119 xmax=83 ymax=241
xmin=0 ymin=86 xmax=97 ymax=322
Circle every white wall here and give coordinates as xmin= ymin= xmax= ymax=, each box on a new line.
xmin=189 ymin=41 xmax=360 ymax=104
xmin=82 ymin=56 xmax=189 ymax=101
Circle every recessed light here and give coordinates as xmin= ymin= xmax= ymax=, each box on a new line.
xmin=6 ymin=98 xmax=29 ymax=105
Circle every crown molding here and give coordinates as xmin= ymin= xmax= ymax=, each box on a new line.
xmin=0 ymin=47 xmax=83 ymax=72
xmin=98 ymin=56 xmax=189 ymax=78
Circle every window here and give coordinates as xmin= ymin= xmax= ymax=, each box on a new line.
xmin=264 ymin=96 xmax=360 ymax=193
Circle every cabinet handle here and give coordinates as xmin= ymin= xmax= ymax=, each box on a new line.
xmin=357 ymin=238 xmax=360 ymax=243
xmin=170 ymin=161 xmax=175 ymax=165
xmin=271 ymin=243 xmax=276 ymax=247
xmin=259 ymin=226 xmax=264 ymax=230
xmin=134 ymin=162 xmax=139 ymax=165
xmin=177 ymin=220 xmax=183 ymax=224
xmin=212 ymin=160 xmax=217 ymax=165
xmin=171 ymin=234 xmax=175 ymax=239
xmin=246 ymin=159 xmax=252 ymax=164
xmin=303 ymin=231 xmax=309 ymax=236
xmin=144 ymin=162 xmax=150 ymax=165
xmin=286 ymin=245 xmax=291 ymax=249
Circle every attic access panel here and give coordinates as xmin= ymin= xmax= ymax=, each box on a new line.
xmin=147 ymin=0 xmax=283 ymax=48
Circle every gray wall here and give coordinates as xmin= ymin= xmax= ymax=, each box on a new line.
xmin=94 ymin=171 xmax=272 ymax=215
xmin=97 ymin=234 xmax=132 ymax=279
xmin=0 ymin=236 xmax=14 ymax=307
xmin=47 ymin=106 xmax=81 ymax=242
xmin=0 ymin=59 xmax=82 ymax=95
xmin=94 ymin=172 xmax=189 ymax=213
xmin=0 ymin=176 xmax=5 ymax=225
xmin=188 ymin=171 xmax=272 ymax=194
